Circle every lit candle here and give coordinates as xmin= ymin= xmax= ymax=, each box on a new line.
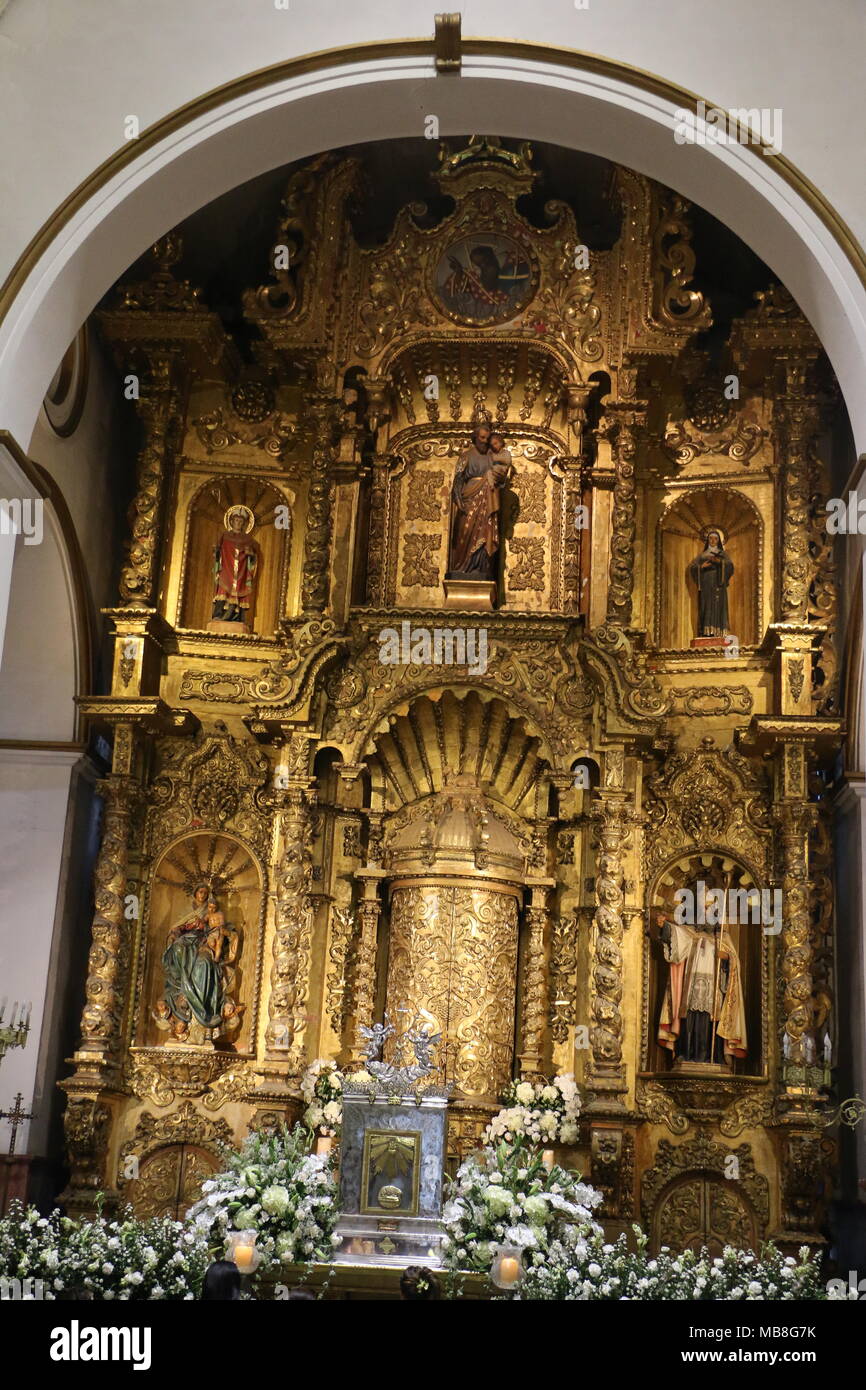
xmin=498 ymin=1257 xmax=520 ymax=1287
xmin=541 ymin=1149 xmax=555 ymax=1171
xmin=233 ymin=1241 xmax=255 ymax=1272
xmin=315 ymin=1135 xmax=333 ymax=1157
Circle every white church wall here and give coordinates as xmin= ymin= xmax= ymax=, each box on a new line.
xmin=0 ymin=327 xmax=125 ymax=1171
xmin=0 ymin=3 xmax=865 ymax=448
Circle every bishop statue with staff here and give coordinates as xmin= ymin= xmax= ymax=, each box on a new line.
xmin=653 ymin=898 xmax=747 ymax=1066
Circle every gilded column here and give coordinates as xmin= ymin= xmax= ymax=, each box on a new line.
xmin=778 ymin=362 xmax=819 ymax=625
xmin=346 ymin=878 xmax=383 ymax=1068
xmin=586 ymin=792 xmax=629 ymax=1104
xmin=73 ymin=774 xmax=139 ymax=1069
xmin=264 ymin=788 xmax=315 ymax=1067
xmin=118 ymin=354 xmax=182 ymax=607
xmin=301 ymin=394 xmax=340 ymax=614
xmin=777 ymin=796 xmax=817 ymax=1071
xmin=519 ymin=894 xmax=550 ymax=1081
xmin=365 ymin=453 xmax=390 ymax=606
xmin=61 ymin=728 xmax=140 ymax=1215
xmin=604 ymin=396 xmax=646 ymax=627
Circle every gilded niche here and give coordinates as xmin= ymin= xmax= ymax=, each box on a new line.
xmin=177 ymin=475 xmax=292 ymax=635
xmin=138 ymin=832 xmax=263 ymax=1054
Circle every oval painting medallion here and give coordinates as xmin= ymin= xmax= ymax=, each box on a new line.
xmin=433 ymin=232 xmax=536 ymax=325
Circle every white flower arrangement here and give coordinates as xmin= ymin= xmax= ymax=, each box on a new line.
xmin=485 ymin=1073 xmax=581 ymax=1147
xmin=0 ymin=1202 xmax=210 ymax=1300
xmin=442 ymin=1136 xmax=603 ymax=1275
xmin=300 ymin=1058 xmax=344 ymax=1137
xmin=186 ymin=1121 xmax=338 ymax=1272
xmin=515 ymin=1225 xmax=826 ymax=1301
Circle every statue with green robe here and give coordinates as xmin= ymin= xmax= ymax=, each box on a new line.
xmin=154 ymin=884 xmax=240 ymax=1045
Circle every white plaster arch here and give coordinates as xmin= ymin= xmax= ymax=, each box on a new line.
xmin=0 ymin=44 xmax=865 ymax=472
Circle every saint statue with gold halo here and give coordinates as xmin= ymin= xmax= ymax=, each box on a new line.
xmin=211 ymin=504 xmax=261 ymax=628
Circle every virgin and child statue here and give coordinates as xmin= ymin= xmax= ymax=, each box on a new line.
xmin=153 ymin=884 xmax=243 ymax=1046
xmin=447 ymin=423 xmax=513 ymax=581
xmin=689 ymin=527 xmax=734 ymax=638
xmin=211 ymin=504 xmax=261 ymax=629
xmin=653 ymin=909 xmax=747 ymax=1067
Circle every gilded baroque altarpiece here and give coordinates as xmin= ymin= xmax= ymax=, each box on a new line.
xmin=62 ymin=139 xmax=841 ymax=1253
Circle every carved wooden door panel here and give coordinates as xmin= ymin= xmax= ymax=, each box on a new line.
xmin=128 ymin=1143 xmax=219 ymax=1220
xmin=655 ymin=1175 xmax=755 ymax=1255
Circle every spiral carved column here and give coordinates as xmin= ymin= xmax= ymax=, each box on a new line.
xmin=778 ymin=363 xmax=820 ymax=625
xmin=73 ymin=776 xmax=139 ymax=1067
xmin=301 ymin=394 xmax=340 ymax=614
xmin=265 ymin=789 xmax=315 ymax=1068
xmin=61 ymin=771 xmax=139 ymax=1215
xmin=519 ymin=892 xmax=550 ymax=1081
xmin=777 ymin=799 xmax=818 ymax=1071
xmin=604 ymin=400 xmax=646 ymax=627
xmin=586 ymin=793 xmax=629 ymax=1106
xmin=118 ymin=354 xmax=182 ymax=607
xmin=346 ymin=875 xmax=384 ymax=1068
xmin=365 ymin=453 xmax=390 ymax=606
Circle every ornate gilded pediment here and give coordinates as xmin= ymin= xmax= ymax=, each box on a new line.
xmin=643 ymin=737 xmax=772 ymax=876
xmin=150 ymin=725 xmax=272 ymax=857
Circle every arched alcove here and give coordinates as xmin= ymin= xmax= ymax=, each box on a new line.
xmin=657 ymin=489 xmax=761 ymax=650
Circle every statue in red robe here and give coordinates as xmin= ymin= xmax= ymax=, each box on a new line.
xmin=212 ymin=505 xmax=260 ymax=627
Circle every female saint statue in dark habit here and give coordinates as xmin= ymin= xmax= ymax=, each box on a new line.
xmin=689 ymin=527 xmax=734 ymax=637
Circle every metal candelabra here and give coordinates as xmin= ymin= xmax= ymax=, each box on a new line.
xmin=0 ymin=999 xmax=31 ymax=1066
